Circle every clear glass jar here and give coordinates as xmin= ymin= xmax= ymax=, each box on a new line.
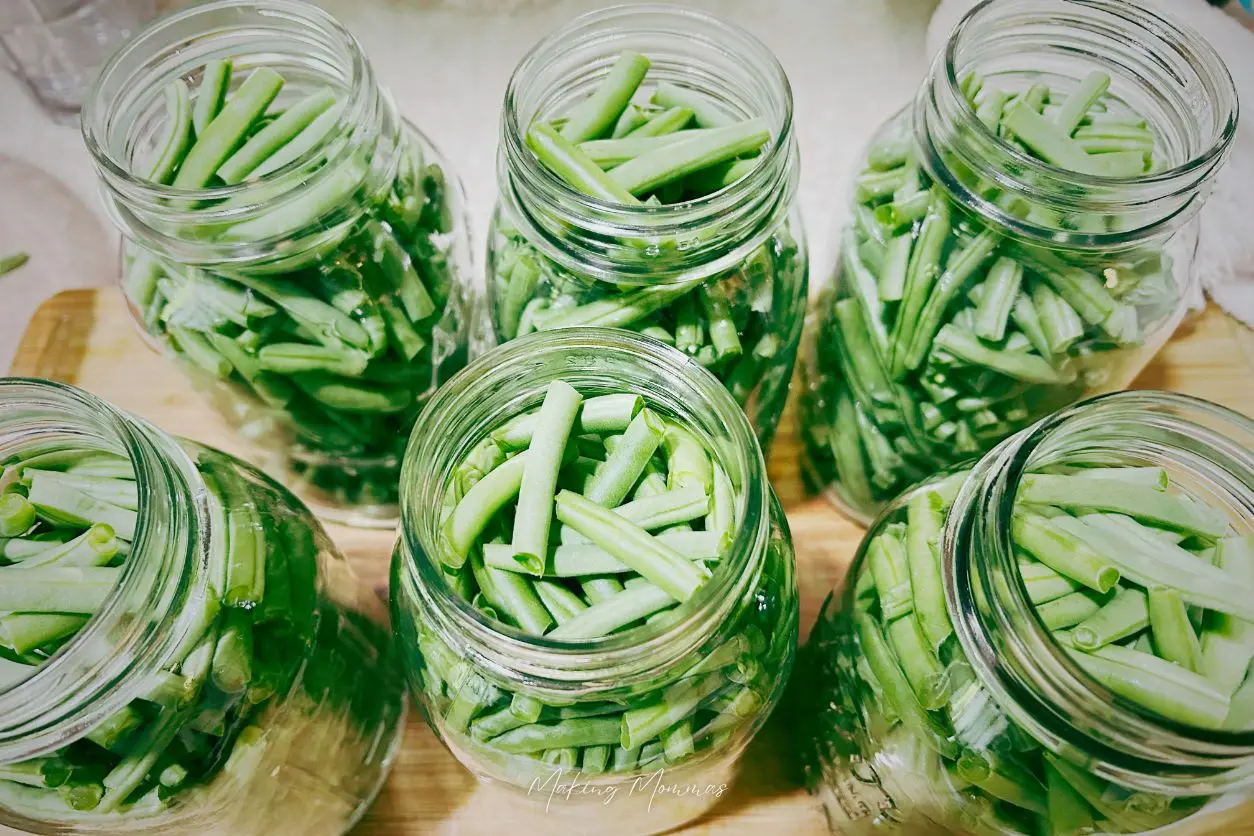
xmin=82 ymin=0 xmax=473 ymax=527
xmin=484 ymin=5 xmax=808 ymax=450
xmin=795 ymin=390 xmax=1254 ymax=835
xmin=391 ymin=329 xmax=798 ymax=835
xmin=0 ymin=378 xmax=405 ymax=834
xmin=799 ymin=0 xmax=1240 ymax=522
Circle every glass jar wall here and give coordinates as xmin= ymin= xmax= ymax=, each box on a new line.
xmin=795 ymin=391 xmax=1254 ymax=835
xmin=82 ymin=0 xmax=473 ymax=527
xmin=484 ymin=5 xmax=807 ymax=450
xmin=799 ymin=0 xmax=1239 ymax=522
xmin=0 ymin=379 xmax=405 ymax=835
xmin=391 ymin=330 xmax=798 ymax=835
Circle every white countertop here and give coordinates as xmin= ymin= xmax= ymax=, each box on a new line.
xmin=0 ymin=0 xmax=940 ymax=368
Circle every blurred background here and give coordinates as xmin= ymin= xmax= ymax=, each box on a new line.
xmin=0 ymin=0 xmax=1249 ymax=368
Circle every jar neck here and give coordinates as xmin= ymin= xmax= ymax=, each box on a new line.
xmin=82 ymin=0 xmax=402 ymax=267
xmin=945 ymin=391 xmax=1254 ymax=794
xmin=915 ymin=0 xmax=1238 ymax=249
xmin=498 ymin=4 xmax=799 ymax=284
xmin=0 ymin=380 xmax=207 ymax=763
xmin=399 ymin=329 xmax=770 ymax=696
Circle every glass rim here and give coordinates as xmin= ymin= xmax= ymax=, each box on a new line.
xmin=80 ymin=0 xmax=374 ymax=206
xmin=918 ymin=0 xmax=1240 ymax=248
xmin=945 ymin=0 xmax=1239 ymax=188
xmin=949 ymin=390 xmax=1254 ymax=781
xmin=0 ymin=378 xmax=205 ymax=762
xmin=396 ymin=328 xmax=770 ymax=682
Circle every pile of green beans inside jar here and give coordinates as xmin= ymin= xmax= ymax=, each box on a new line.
xmin=799 ymin=0 xmax=1239 ymax=522
xmin=794 ymin=390 xmax=1254 ymax=836
xmin=391 ymin=329 xmax=798 ymax=835
xmin=83 ymin=0 xmax=472 ymax=527
xmin=0 ymin=379 xmax=404 ymax=835
xmin=485 ymin=5 xmax=807 ymax=449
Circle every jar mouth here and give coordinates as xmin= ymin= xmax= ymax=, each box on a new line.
xmin=81 ymin=0 xmax=389 ymax=262
xmin=949 ymin=391 xmax=1254 ymax=790
xmin=398 ymin=329 xmax=770 ymax=689
xmin=0 ymin=379 xmax=204 ymax=762
xmin=922 ymin=0 xmax=1239 ymax=246
xmin=499 ymin=4 xmax=799 ymax=283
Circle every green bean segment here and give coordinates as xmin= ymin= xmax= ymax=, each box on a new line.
xmin=119 ymin=59 xmax=465 ymax=513
xmin=530 ymin=50 xmax=766 ymax=205
xmin=802 ymin=70 xmax=1180 ymax=518
xmin=800 ymin=457 xmax=1251 ymax=836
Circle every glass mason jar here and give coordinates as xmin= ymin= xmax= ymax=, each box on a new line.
xmin=0 ymin=378 xmax=405 ymax=834
xmin=391 ymin=329 xmax=799 ymax=835
xmin=799 ymin=0 xmax=1240 ymax=522
xmin=484 ymin=5 xmax=808 ymax=450
xmin=795 ymin=390 xmax=1254 ymax=835
xmin=82 ymin=0 xmax=473 ymax=527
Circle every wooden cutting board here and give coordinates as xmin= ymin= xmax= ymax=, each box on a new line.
xmin=9 ymin=288 xmax=1254 ymax=835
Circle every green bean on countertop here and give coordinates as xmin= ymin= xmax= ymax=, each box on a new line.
xmin=799 ymin=459 xmax=1254 ymax=835
xmin=801 ymin=70 xmax=1184 ymax=518
xmin=489 ymin=48 xmax=806 ymax=448
xmin=406 ymin=379 xmax=791 ymax=779
xmin=0 ymin=253 xmax=29 ymax=278
xmin=119 ymin=58 xmax=466 ymax=513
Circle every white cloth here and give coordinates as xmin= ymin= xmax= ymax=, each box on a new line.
xmin=927 ymin=0 xmax=1254 ymax=327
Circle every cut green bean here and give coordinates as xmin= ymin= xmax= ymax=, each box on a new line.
xmin=1019 ymin=473 xmax=1229 ymax=537
xmin=218 ymin=88 xmax=338 ymax=184
xmin=868 ymin=525 xmax=913 ymax=621
xmin=1068 ymin=643 xmax=1230 ymax=728
xmin=548 ymin=583 xmax=674 ymax=639
xmin=1013 ymin=512 xmax=1119 ymax=593
xmin=172 ymin=68 xmax=284 ymax=190
xmin=651 ymin=81 xmax=736 ymax=128
xmin=905 ymin=490 xmax=950 ymax=651
xmin=147 ymin=80 xmax=193 ymax=185
xmin=527 ymin=123 xmax=641 ymax=204
xmin=584 ymin=409 xmax=665 ymax=507
xmin=512 ymin=381 xmax=583 ymax=571
xmin=555 ymin=491 xmax=708 ymax=602
xmin=0 ymin=252 xmax=30 ymax=278
xmin=973 ymin=257 xmax=1024 ymax=342
xmin=627 ymin=106 xmax=693 ymax=138
xmin=560 ymin=50 xmax=651 ymax=144
xmin=1051 ymin=72 xmax=1110 ymax=135
xmin=1038 ymin=590 xmax=1108 ymax=630
xmin=577 ymin=132 xmax=694 ymax=168
xmin=609 ymin=120 xmax=769 ymax=197
xmin=1071 ymin=586 xmax=1148 ymax=650
xmin=1148 ymin=586 xmax=1203 ymax=672
xmin=0 ymin=494 xmax=36 ymax=538
xmin=191 ymin=59 xmax=231 ymax=139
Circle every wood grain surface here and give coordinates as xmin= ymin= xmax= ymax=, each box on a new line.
xmin=8 ymin=288 xmax=1254 ymax=835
